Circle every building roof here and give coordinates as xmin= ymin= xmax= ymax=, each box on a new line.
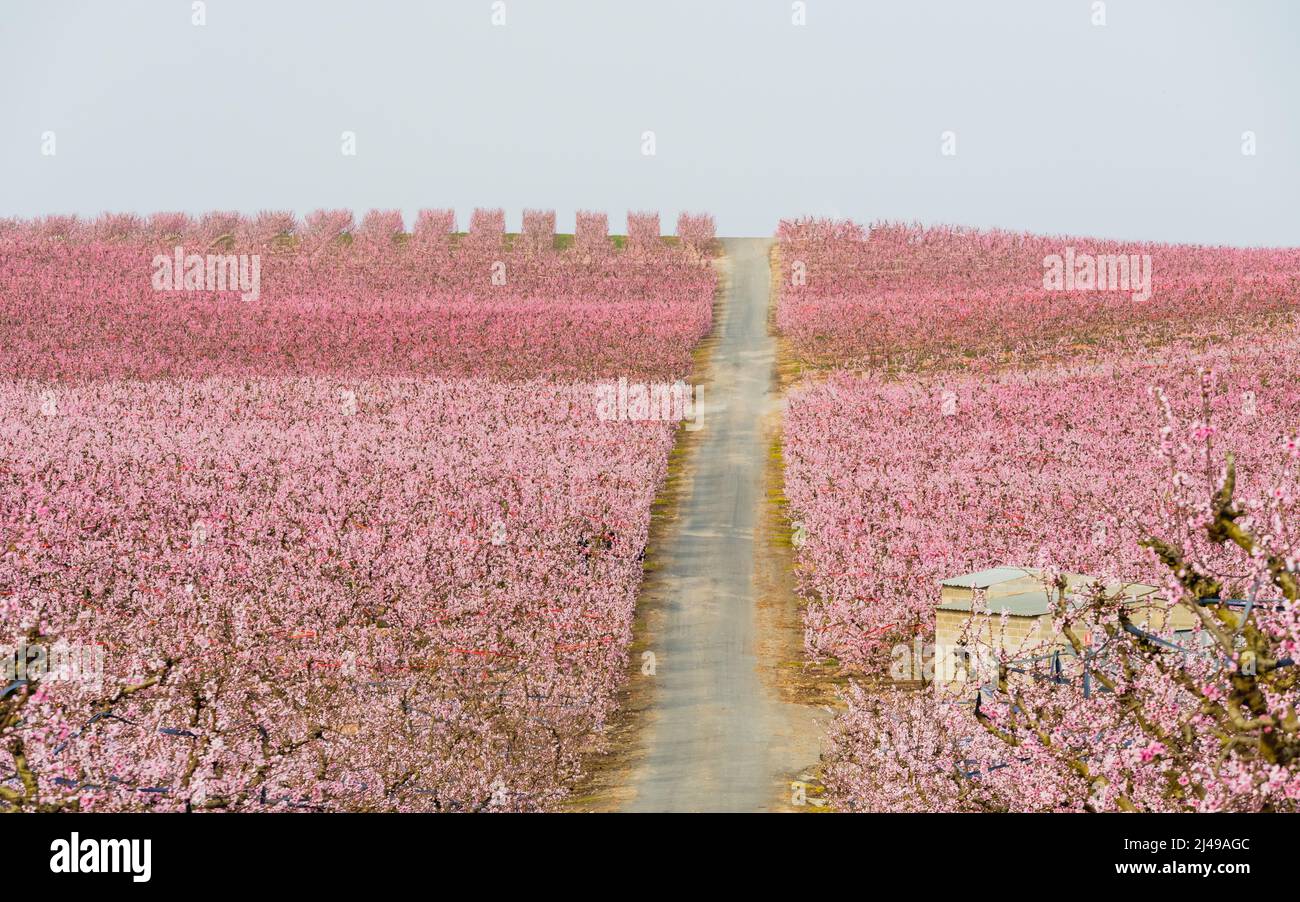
xmin=938 ymin=565 xmax=1162 ymax=618
xmin=938 ymin=590 xmax=1055 ymax=617
xmin=939 ymin=567 xmax=1034 ymax=589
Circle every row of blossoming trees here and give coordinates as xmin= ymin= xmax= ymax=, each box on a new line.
xmin=0 ymin=208 xmax=716 ymax=811
xmin=776 ymin=218 xmax=1300 ymax=811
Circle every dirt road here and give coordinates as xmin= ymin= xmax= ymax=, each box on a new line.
xmin=621 ymin=238 xmax=825 ymax=812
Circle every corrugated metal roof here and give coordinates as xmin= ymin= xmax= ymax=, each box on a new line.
xmin=939 ymin=566 xmax=1034 ymax=589
xmin=937 ymin=590 xmax=1054 ymax=617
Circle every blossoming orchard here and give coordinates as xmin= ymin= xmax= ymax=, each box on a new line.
xmin=778 ymin=218 xmax=1300 ymax=812
xmin=5 ymin=210 xmax=1297 ymax=818
xmin=1 ymin=210 xmax=716 ymax=811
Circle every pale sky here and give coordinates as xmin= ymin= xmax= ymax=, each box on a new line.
xmin=2 ymin=0 xmax=1297 ymax=244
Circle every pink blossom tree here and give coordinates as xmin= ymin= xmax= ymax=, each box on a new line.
xmin=520 ymin=209 xmax=556 ymax=255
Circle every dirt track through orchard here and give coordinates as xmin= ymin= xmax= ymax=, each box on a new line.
xmin=620 ymin=238 xmax=826 ymax=812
